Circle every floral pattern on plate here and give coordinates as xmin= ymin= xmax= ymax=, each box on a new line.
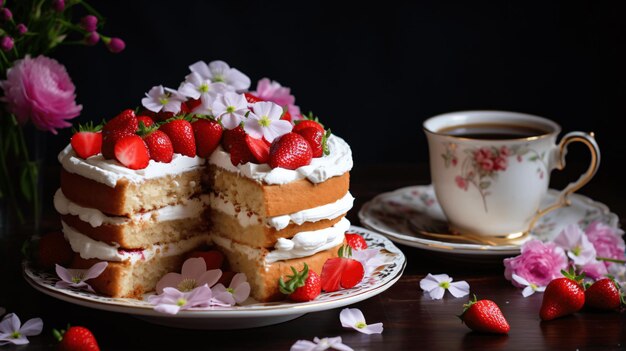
xmin=23 ymin=226 xmax=405 ymax=329
xmin=358 ymin=185 xmax=619 ymax=256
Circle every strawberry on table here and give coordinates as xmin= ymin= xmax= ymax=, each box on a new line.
xmin=540 ymin=269 xmax=586 ymax=321
xmin=113 ymin=135 xmax=150 ymax=170
xmin=345 ymin=232 xmax=368 ymax=251
xmin=54 ymin=325 xmax=100 ymax=351
xmin=37 ymin=231 xmax=73 ymax=269
xmin=137 ymin=123 xmax=173 ymax=163
xmin=320 ymin=246 xmax=365 ymax=292
xmin=192 ymin=118 xmax=223 ymax=158
xmin=70 ymin=122 xmax=103 ymax=159
xmin=279 ymin=263 xmax=321 ymax=302
xmin=585 ymin=278 xmax=623 ymax=311
xmin=268 ymin=132 xmax=313 ymax=170
xmin=459 ymin=295 xmax=510 ymax=334
xmin=159 ymin=118 xmax=196 ymax=157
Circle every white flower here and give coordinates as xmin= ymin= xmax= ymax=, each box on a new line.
xmin=55 ymin=262 xmax=108 ymax=293
xmin=419 ymin=273 xmax=470 ymax=299
xmin=189 ymin=60 xmax=250 ymax=92
xmin=148 ymin=285 xmax=214 ymax=315
xmin=244 ymin=101 xmax=292 ymax=142
xmin=211 ymin=92 xmax=249 ymax=129
xmin=178 ymin=72 xmax=228 ymax=115
xmin=511 ymin=274 xmax=546 ymax=297
xmin=290 ymin=336 xmax=353 ymax=351
xmin=141 ymin=85 xmax=186 ymax=114
xmin=352 ymin=248 xmax=390 ymax=276
xmin=0 ymin=313 xmax=43 ymax=346
xmin=339 ymin=308 xmax=383 ymax=334
xmin=552 ymin=224 xmax=597 ymax=266
xmin=211 ymin=273 xmax=251 ymax=305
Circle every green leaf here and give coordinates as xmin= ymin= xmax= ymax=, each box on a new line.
xmin=20 ymin=166 xmax=33 ymax=202
xmin=479 ymin=181 xmax=491 ymax=189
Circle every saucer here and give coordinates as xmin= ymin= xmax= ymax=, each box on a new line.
xmin=24 ymin=226 xmax=405 ymax=330
xmin=358 ymin=185 xmax=619 ymax=256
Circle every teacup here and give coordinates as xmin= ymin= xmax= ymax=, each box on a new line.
xmin=423 ymin=110 xmax=600 ymax=237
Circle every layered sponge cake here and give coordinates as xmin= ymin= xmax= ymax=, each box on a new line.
xmin=52 ymin=60 xmax=354 ymax=301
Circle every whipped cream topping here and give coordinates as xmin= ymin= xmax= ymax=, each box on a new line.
xmin=58 ymin=145 xmax=206 ymax=188
xmin=62 ymin=221 xmax=211 ymax=264
xmin=208 ymin=135 xmax=353 ymax=185
xmin=54 ymin=189 xmax=209 ymax=228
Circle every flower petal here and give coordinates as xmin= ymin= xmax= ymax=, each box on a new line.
xmin=448 ymin=281 xmax=470 ymax=298
xmin=230 ymin=273 xmax=247 ymax=289
xmin=522 ymin=286 xmax=535 ymax=297
xmin=428 ymin=287 xmax=445 ymax=300
xmin=0 ymin=313 xmax=18 ymax=334
xmin=155 ymin=273 xmax=184 ymax=294
xmin=189 ymin=61 xmax=211 ymax=79
xmin=55 ymin=264 xmax=73 ymax=283
xmin=220 ymin=113 xmax=243 ymax=130
xmin=154 ymin=304 xmax=181 ymax=315
xmin=290 ymin=339 xmax=317 ymax=351
xmin=233 ymin=282 xmax=251 ymax=303
xmin=197 ymin=269 xmax=222 ymax=288
xmin=181 ymin=257 xmax=207 ymax=279
xmin=511 ymin=273 xmax=530 ymax=286
xmin=83 ymin=262 xmax=108 ymax=280
xmin=19 ymin=318 xmax=43 ymax=336
xmin=419 ymin=274 xmax=440 ymax=291
xmin=339 ymin=308 xmax=364 ymax=329
xmin=360 ymin=322 xmax=384 ymax=335
xmin=325 ymin=337 xmax=354 ymax=351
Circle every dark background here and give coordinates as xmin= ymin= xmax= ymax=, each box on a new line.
xmin=49 ymin=0 xmax=624 ymax=184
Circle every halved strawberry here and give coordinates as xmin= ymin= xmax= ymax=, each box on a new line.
xmin=159 ymin=119 xmax=196 ymax=157
xmin=192 ymin=118 xmax=223 ymax=158
xmin=101 ymin=130 xmax=132 ymax=160
xmin=113 ymin=135 xmax=150 ymax=169
xmin=320 ymin=246 xmax=365 ymax=292
xmin=268 ymin=132 xmax=312 ymax=169
xmin=102 ymin=109 xmax=137 ymax=135
xmin=188 ymin=250 xmax=224 ymax=270
xmin=245 ymin=135 xmax=270 ymax=163
xmin=221 ymin=126 xmax=246 ymax=152
xmin=70 ymin=122 xmax=103 ymax=159
xmin=345 ymin=233 xmax=368 ymax=251
xmin=137 ymin=116 xmax=155 ymax=128
xmin=244 ymin=93 xmax=264 ymax=104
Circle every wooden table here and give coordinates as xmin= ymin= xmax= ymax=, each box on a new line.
xmin=1 ymin=164 xmax=624 ymax=350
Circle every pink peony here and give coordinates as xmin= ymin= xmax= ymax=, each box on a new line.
xmin=503 ymin=239 xmax=568 ymax=287
xmin=581 ymin=259 xmax=608 ymax=280
xmin=0 ymin=55 xmax=82 ymax=134
xmin=585 ymin=221 xmax=626 ymax=267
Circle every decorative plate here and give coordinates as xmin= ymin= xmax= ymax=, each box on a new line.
xmin=24 ymin=226 xmax=405 ymax=330
xmin=359 ymin=185 xmax=619 ymax=256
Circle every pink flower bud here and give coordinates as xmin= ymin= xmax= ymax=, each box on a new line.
xmin=16 ymin=23 xmax=27 ymax=36
xmin=84 ymin=32 xmax=100 ymax=46
xmin=0 ymin=7 xmax=12 ymax=21
xmin=80 ymin=15 xmax=98 ymax=32
xmin=52 ymin=0 xmax=65 ymax=12
xmin=0 ymin=36 xmax=14 ymax=51
xmin=106 ymin=37 xmax=125 ymax=53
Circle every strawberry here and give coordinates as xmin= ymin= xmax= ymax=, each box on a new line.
xmin=113 ymin=135 xmax=150 ymax=170
xmin=54 ymin=325 xmax=100 ymax=351
xmin=102 ymin=109 xmax=137 ymax=135
xmin=540 ymin=269 xmax=585 ymax=320
xmin=246 ymin=135 xmax=270 ymax=163
xmin=159 ymin=119 xmax=196 ymax=157
xmin=345 ymin=233 xmax=368 ymax=251
xmin=279 ymin=263 xmax=321 ymax=302
xmin=136 ymin=115 xmax=155 ymax=128
xmin=101 ymin=130 xmax=132 ymax=160
xmin=320 ymin=246 xmax=365 ymax=292
xmin=185 ymin=98 xmax=202 ymax=112
xmin=192 ymin=118 xmax=223 ymax=158
xmin=281 ymin=109 xmax=292 ymax=122
xmin=459 ymin=295 xmax=510 ymax=334
xmin=296 ymin=127 xmax=332 ymax=158
xmin=244 ymin=93 xmax=264 ymax=104
xmin=585 ymin=278 xmax=623 ymax=311
xmin=221 ymin=126 xmax=246 ymax=152
xmin=37 ymin=232 xmax=73 ymax=269
xmin=188 ymin=250 xmax=225 ymax=270
xmin=155 ymin=102 xmax=190 ymax=122
xmin=141 ymin=129 xmax=173 ymax=163
xmin=268 ymin=132 xmax=313 ymax=170
xmin=229 ymin=135 xmax=256 ymax=166
xmin=70 ymin=122 xmax=103 ymax=159
xmin=292 ymin=119 xmax=324 ymax=134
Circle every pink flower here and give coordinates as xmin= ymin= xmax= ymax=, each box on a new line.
xmin=52 ymin=0 xmax=65 ymax=12
xmin=148 ymin=285 xmax=214 ymax=315
xmin=0 ymin=313 xmax=43 ymax=346
xmin=499 ymin=146 xmax=511 ymax=157
xmin=553 ymin=224 xmax=596 ymax=265
xmin=0 ymin=36 xmax=13 ymax=52
xmin=211 ymin=273 xmax=251 ymax=305
xmin=155 ymin=257 xmax=221 ymax=293
xmin=0 ymin=55 xmax=82 ymax=134
xmin=16 ymin=24 xmax=27 ymax=36
xmin=503 ymin=239 xmax=568 ymax=287
xmin=493 ymin=156 xmax=508 ymax=171
xmin=55 ymin=262 xmax=108 ymax=292
xmin=455 ymin=176 xmax=468 ymax=191
xmin=252 ymin=78 xmax=301 ymax=114
xmin=84 ymin=32 xmax=100 ymax=46
xmin=585 ymin=221 xmax=626 ymax=266
xmin=106 ymin=37 xmax=125 ymax=53
xmin=340 ymin=308 xmax=383 ymax=334
xmin=474 ymin=148 xmax=492 ymax=163
xmin=0 ymin=8 xmax=12 ymax=21
xmin=80 ymin=15 xmax=98 ymax=32
xmin=479 ymin=158 xmax=494 ymax=172
xmin=581 ymin=259 xmax=608 ymax=280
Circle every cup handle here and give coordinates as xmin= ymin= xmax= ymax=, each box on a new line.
xmin=527 ymin=131 xmax=601 ymax=231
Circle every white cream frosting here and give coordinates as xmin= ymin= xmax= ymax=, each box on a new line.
xmin=54 ymin=189 xmax=209 ymax=228
xmin=212 ymin=218 xmax=350 ymax=266
xmin=210 ymin=191 xmax=354 ymax=230
xmin=208 ymin=134 xmax=353 ymax=185
xmin=61 ymin=221 xmax=211 ymax=263
xmin=58 ymin=145 xmax=206 ymax=188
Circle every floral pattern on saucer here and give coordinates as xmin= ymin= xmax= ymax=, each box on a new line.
xmin=23 ymin=227 xmax=405 ymax=329
xmin=359 ymin=185 xmax=619 ymax=256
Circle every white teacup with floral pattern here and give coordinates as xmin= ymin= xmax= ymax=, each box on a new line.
xmin=424 ymin=111 xmax=600 ymax=237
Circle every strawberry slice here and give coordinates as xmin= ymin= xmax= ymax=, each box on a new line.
xmin=320 ymin=246 xmax=365 ymax=292
xmin=113 ymin=135 xmax=150 ymax=169
xmin=101 ymin=130 xmax=132 ymax=160
xmin=320 ymin=257 xmax=344 ymax=292
xmin=245 ymin=135 xmax=270 ymax=163
xmin=70 ymin=121 xmax=104 ymax=159
xmin=341 ymin=259 xmax=365 ymax=289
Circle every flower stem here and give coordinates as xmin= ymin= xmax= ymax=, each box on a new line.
xmin=597 ymin=257 xmax=626 ymax=264
xmin=0 ymin=120 xmax=25 ymax=224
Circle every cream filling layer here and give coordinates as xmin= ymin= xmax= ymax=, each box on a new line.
xmin=209 ymin=192 xmax=354 ymax=230
xmin=208 ymin=135 xmax=353 ymax=185
xmin=58 ymin=145 xmax=206 ymax=188
xmin=61 ymin=221 xmax=211 ymax=264
xmin=212 ymin=218 xmax=350 ymax=265
xmin=54 ymin=189 xmax=209 ymax=228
